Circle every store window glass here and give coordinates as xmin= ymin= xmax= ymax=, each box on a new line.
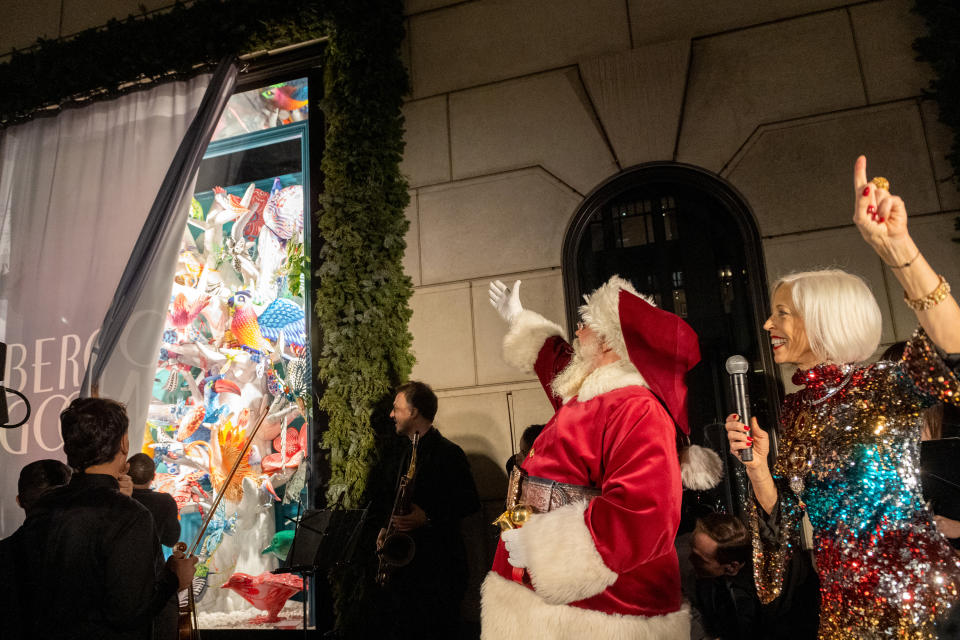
xmin=142 ymin=76 xmax=313 ymax=630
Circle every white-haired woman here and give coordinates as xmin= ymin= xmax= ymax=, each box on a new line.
xmin=726 ymin=156 xmax=960 ymax=639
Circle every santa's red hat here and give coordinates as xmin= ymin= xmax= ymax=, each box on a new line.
xmin=618 ymin=289 xmax=700 ymax=436
xmin=578 ymin=276 xmax=701 ymax=435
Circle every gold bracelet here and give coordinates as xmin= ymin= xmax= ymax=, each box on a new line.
xmin=903 ymin=274 xmax=951 ymax=312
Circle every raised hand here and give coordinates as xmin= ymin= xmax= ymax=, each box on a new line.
xmin=118 ymin=462 xmax=133 ymax=497
xmin=853 ymin=155 xmax=910 ymax=263
xmin=488 ymin=280 xmax=524 ymax=323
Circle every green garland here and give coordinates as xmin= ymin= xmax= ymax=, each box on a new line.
xmin=913 ymin=1 xmax=960 ymax=241
xmin=0 ymin=0 xmax=326 ymax=126
xmin=317 ymin=0 xmax=413 ymax=509
xmin=316 ymin=0 xmax=412 ymax=634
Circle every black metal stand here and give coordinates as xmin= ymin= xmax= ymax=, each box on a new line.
xmin=272 ymin=504 xmax=369 ymax=640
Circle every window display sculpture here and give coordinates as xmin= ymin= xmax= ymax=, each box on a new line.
xmin=143 ymin=176 xmax=310 ymax=624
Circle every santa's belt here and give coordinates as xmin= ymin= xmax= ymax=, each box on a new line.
xmin=495 ymin=467 xmax=599 ymax=530
xmin=521 ymin=474 xmax=600 ymax=513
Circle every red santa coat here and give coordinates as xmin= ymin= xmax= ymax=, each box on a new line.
xmin=481 ymin=311 xmax=689 ymax=640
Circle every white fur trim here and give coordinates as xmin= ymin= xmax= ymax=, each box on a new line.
xmin=576 ymin=359 xmax=648 ymax=403
xmin=680 ymin=445 xmax=724 ymax=490
xmin=481 ymin=571 xmax=690 ymax=640
xmin=502 ymin=309 xmax=565 ymax=373
xmin=518 ymin=501 xmax=617 ymax=604
xmin=579 ymin=275 xmax=654 ymax=363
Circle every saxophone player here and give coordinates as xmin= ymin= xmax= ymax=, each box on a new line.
xmin=378 ymin=381 xmax=480 ymax=639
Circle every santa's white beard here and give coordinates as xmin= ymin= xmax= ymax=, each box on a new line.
xmin=550 ymin=338 xmax=602 ymax=401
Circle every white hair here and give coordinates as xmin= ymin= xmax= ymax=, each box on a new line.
xmin=578 ymin=275 xmax=654 ymax=362
xmin=773 ymin=269 xmax=882 ymax=365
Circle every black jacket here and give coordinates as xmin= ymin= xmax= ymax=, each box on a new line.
xmin=0 ymin=473 xmax=179 ymax=640
xmin=132 ymin=488 xmax=181 ymax=547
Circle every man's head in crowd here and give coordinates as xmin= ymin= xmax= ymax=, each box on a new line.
xmin=391 ymin=381 xmax=438 ymax=439
xmin=127 ymin=453 xmax=157 ymax=488
xmin=60 ymin=397 xmax=130 ymax=474
xmin=16 ymin=459 xmax=72 ymax=514
xmin=690 ymin=513 xmax=751 ymax=578
xmin=519 ymin=424 xmax=544 ymax=459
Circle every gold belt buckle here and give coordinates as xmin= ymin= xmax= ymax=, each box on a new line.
xmin=493 ymin=466 xmax=532 ymax=530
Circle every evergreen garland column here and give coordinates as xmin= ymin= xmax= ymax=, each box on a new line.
xmin=317 ymin=0 xmax=414 ymax=508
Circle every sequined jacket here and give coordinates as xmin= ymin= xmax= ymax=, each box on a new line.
xmin=754 ymin=328 xmax=960 ymax=639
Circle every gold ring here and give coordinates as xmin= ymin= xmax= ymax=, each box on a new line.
xmin=871 ymin=176 xmax=890 ymax=191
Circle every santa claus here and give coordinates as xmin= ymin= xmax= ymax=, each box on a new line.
xmin=482 ymin=275 xmax=722 ymax=639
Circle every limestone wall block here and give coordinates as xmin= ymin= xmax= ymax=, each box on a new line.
xmin=403 ymin=191 xmax=421 ymax=286
xmin=627 ymin=0 xmax=851 ymax=46
xmin=677 ymin=10 xmax=864 ymax=171
xmin=448 ymin=69 xmax=619 ymax=195
xmin=0 ymin=0 xmax=62 ymax=54
xmin=849 ymin=0 xmax=933 ymax=103
xmin=409 ymin=282 xmax=476 ymax=389
xmin=726 ymin=103 xmax=937 ymax=237
xmin=407 ymin=0 xmax=629 ymax=98
xmin=417 ymin=168 xmax=582 ymax=285
xmin=579 ymin=40 xmax=690 ymax=167
xmin=405 ymin=0 xmax=462 ymax=16
xmin=920 ymin=101 xmax=960 ymax=212
xmin=401 ymin=95 xmax=450 ymax=187
xmin=61 ymin=0 xmax=173 ymax=39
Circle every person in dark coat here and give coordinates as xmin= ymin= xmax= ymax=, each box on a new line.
xmin=128 ymin=452 xmax=181 ymax=640
xmin=378 ymin=380 xmax=481 ymax=640
xmin=128 ymin=453 xmax=180 ymax=548
xmin=0 ymin=397 xmax=197 ymax=640
xmin=14 ymin=458 xmax=72 ymax=514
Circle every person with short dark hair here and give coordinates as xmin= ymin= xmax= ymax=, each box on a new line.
xmin=127 ymin=452 xmax=181 ymax=640
xmin=0 ymin=397 xmax=197 ymax=640
xmin=15 ymin=459 xmax=72 ymax=515
xmin=505 ymin=424 xmax=544 ymax=474
xmin=128 ymin=452 xmax=180 ymax=547
xmin=378 ymin=380 xmax=480 ymax=639
xmin=689 ymin=513 xmax=760 ymax=640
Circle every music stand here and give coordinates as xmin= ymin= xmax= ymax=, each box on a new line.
xmin=273 ymin=505 xmax=368 ymax=638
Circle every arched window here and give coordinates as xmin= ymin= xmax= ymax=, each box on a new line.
xmin=563 ymin=162 xmax=779 ymax=510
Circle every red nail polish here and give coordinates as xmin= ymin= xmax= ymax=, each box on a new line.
xmin=863 ymin=186 xmax=870 ymax=196
xmin=867 ymin=205 xmax=876 ymax=214
xmin=878 ymin=217 xmax=885 ymax=222
xmin=747 ymin=437 xmax=754 ymax=444
xmin=744 ymin=425 xmax=750 ymax=431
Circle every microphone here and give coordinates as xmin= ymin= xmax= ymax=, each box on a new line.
xmin=725 ymin=355 xmax=753 ymax=462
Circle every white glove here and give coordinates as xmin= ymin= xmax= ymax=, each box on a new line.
xmin=488 ymin=280 xmax=523 ymax=324
xmin=501 ymin=527 xmax=530 ymax=569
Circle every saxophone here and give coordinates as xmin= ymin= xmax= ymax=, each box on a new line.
xmin=376 ymin=432 xmax=419 ymax=585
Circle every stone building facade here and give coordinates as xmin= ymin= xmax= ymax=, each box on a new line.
xmin=5 ymin=0 xmax=958 ymax=492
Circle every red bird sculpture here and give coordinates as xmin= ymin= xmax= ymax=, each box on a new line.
xmin=221 ymin=571 xmax=303 ymax=623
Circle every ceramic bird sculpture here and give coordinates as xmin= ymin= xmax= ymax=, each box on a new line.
xmin=257 ymin=298 xmax=306 ymax=349
xmin=263 ymin=178 xmax=303 ymax=241
xmin=261 ymin=81 xmax=308 ymax=112
xmin=168 ymin=293 xmax=210 ymax=336
xmin=221 ymin=571 xmax=303 ymax=623
xmin=228 ymin=290 xmax=270 ymax=355
xmin=260 ymin=530 xmax=296 ymax=560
